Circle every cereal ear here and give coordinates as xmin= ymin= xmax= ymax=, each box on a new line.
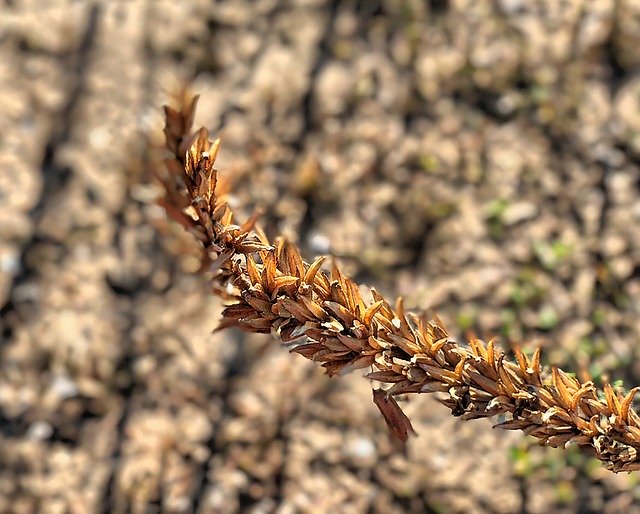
xmin=153 ymin=93 xmax=640 ymax=473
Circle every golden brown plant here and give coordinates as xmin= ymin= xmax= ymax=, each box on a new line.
xmin=155 ymin=93 xmax=640 ymax=472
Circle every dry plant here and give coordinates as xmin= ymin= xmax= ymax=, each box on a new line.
xmin=154 ymin=92 xmax=640 ymax=473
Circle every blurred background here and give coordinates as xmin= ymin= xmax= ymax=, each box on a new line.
xmin=2 ymin=0 xmax=640 ymax=512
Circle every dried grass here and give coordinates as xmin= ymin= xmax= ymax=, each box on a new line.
xmin=154 ymin=92 xmax=640 ymax=473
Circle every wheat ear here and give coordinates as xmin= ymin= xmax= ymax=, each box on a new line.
xmin=155 ymin=93 xmax=640 ymax=473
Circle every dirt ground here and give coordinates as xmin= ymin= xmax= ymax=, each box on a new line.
xmin=3 ymin=1 xmax=640 ymax=513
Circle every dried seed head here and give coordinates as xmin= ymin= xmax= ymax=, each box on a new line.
xmin=155 ymin=93 xmax=640 ymax=473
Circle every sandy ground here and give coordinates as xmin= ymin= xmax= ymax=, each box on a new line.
xmin=3 ymin=1 xmax=640 ymax=512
